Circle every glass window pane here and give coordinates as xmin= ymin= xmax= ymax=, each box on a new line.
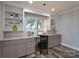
xmin=37 ymin=18 xmax=44 ymax=31
xmin=26 ymin=17 xmax=37 ymax=31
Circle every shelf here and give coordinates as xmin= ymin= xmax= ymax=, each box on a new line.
xmin=5 ymin=17 xmax=23 ymax=20
xmin=3 ymin=31 xmax=23 ymax=32
xmin=5 ymin=24 xmax=23 ymax=26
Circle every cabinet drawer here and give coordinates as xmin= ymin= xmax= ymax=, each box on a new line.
xmin=48 ymin=42 xmax=53 ymax=48
xmin=48 ymin=44 xmax=53 ymax=48
xmin=26 ymin=39 xmax=35 ymax=47
xmin=3 ymin=45 xmax=17 ymax=58
xmin=17 ymin=42 xmax=26 ymax=57
xmin=17 ymin=43 xmax=26 ymax=53
xmin=18 ymin=51 xmax=26 ymax=57
xmin=26 ymin=48 xmax=31 ymax=55
xmin=30 ymin=47 xmax=35 ymax=54
xmin=27 ymin=38 xmax=35 ymax=42
xmin=2 ymin=40 xmax=18 ymax=46
xmin=17 ymin=39 xmax=26 ymax=44
xmin=26 ymin=45 xmax=35 ymax=53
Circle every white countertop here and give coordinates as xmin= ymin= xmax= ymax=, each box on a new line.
xmin=0 ymin=34 xmax=60 ymax=41
xmin=1 ymin=36 xmax=40 ymax=41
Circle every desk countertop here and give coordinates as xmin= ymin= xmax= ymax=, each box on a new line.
xmin=0 ymin=36 xmax=40 ymax=41
xmin=0 ymin=34 xmax=60 ymax=41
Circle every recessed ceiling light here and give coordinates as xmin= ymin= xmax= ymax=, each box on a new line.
xmin=51 ymin=8 xmax=55 ymax=11
xmin=29 ymin=1 xmax=33 ymax=4
xmin=43 ymin=3 xmax=46 ymax=6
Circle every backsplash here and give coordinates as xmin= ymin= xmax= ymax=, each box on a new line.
xmin=3 ymin=31 xmax=37 ymax=38
xmin=4 ymin=31 xmax=24 ymax=38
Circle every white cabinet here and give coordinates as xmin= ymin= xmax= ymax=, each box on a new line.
xmin=17 ymin=39 xmax=26 ymax=57
xmin=0 ymin=42 xmax=2 ymax=58
xmin=2 ymin=39 xmax=27 ymax=58
xmin=48 ymin=34 xmax=61 ymax=48
xmin=26 ymin=38 xmax=35 ymax=55
xmin=2 ymin=40 xmax=17 ymax=58
xmin=2 ymin=40 xmax=18 ymax=58
xmin=3 ymin=44 xmax=17 ymax=58
xmin=2 ymin=38 xmax=36 ymax=57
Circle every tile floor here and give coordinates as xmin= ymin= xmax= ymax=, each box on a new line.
xmin=21 ymin=45 xmax=79 ymax=58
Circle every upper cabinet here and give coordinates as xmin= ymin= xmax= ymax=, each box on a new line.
xmin=3 ymin=4 xmax=23 ymax=32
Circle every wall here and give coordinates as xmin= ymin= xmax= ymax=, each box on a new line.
xmin=56 ymin=7 xmax=79 ymax=51
xmin=0 ymin=2 xmax=3 ymax=40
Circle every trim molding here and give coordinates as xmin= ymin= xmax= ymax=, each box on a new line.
xmin=61 ymin=43 xmax=79 ymax=51
xmin=57 ymin=6 xmax=79 ymax=15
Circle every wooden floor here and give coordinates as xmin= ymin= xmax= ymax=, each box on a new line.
xmin=23 ymin=45 xmax=79 ymax=58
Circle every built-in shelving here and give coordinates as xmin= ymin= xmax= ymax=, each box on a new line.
xmin=4 ymin=4 xmax=23 ymax=32
xmin=51 ymin=19 xmax=56 ymax=30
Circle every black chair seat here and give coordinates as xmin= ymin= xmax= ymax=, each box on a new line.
xmin=38 ymin=42 xmax=47 ymax=50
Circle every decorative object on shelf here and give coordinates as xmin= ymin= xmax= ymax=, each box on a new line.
xmin=15 ymin=14 xmax=18 ymax=18
xmin=51 ymin=20 xmax=55 ymax=25
xmin=10 ymin=13 xmax=19 ymax=18
xmin=10 ymin=14 xmax=14 ymax=18
xmin=12 ymin=24 xmax=17 ymax=31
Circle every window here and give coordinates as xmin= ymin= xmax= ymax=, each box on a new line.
xmin=26 ymin=16 xmax=44 ymax=32
xmin=37 ymin=18 xmax=44 ymax=31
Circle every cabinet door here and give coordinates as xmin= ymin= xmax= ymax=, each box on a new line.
xmin=26 ymin=38 xmax=35 ymax=48
xmin=3 ymin=45 xmax=17 ymax=58
xmin=0 ymin=42 xmax=2 ymax=58
xmin=48 ymin=35 xmax=61 ymax=48
xmin=26 ymin=47 xmax=31 ymax=55
xmin=30 ymin=38 xmax=35 ymax=47
xmin=26 ymin=46 xmax=35 ymax=55
xmin=30 ymin=46 xmax=35 ymax=54
xmin=48 ymin=42 xmax=53 ymax=48
xmin=0 ymin=46 xmax=2 ymax=58
xmin=53 ymin=35 xmax=61 ymax=46
xmin=48 ymin=36 xmax=54 ymax=48
xmin=17 ymin=42 xmax=26 ymax=57
xmin=26 ymin=38 xmax=35 ymax=55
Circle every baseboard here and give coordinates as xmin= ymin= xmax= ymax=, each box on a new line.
xmin=61 ymin=43 xmax=79 ymax=51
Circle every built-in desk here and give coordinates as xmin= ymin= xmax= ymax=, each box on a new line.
xmin=0 ymin=36 xmax=40 ymax=58
xmin=0 ymin=34 xmax=61 ymax=57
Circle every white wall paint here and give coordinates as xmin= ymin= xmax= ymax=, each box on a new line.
xmin=56 ymin=8 xmax=79 ymax=51
xmin=0 ymin=2 xmax=3 ymax=40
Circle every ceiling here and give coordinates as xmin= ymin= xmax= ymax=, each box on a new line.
xmin=4 ymin=1 xmax=79 ymax=15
